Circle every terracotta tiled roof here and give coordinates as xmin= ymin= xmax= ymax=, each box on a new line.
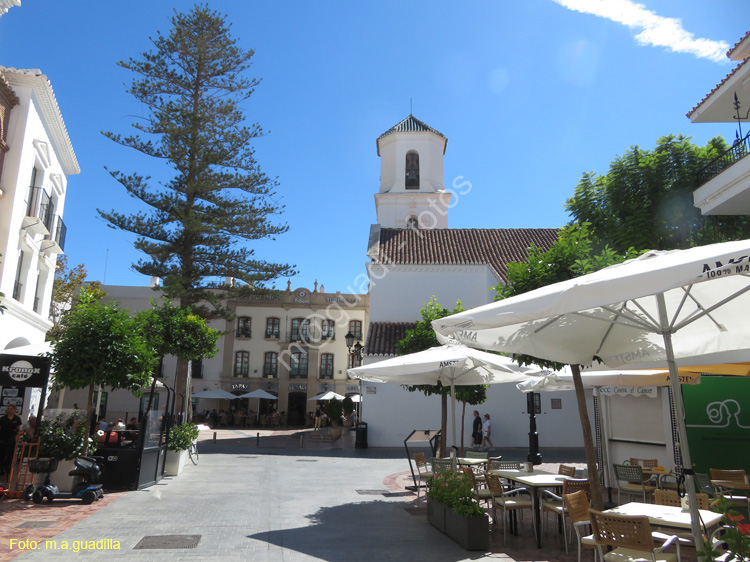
xmin=374 ymin=228 xmax=559 ymax=284
xmin=378 ymin=114 xmax=446 ymax=140
xmin=365 ymin=321 xmax=416 ymax=357
xmin=686 ymin=57 xmax=749 ymax=119
xmin=728 ymin=30 xmax=750 ymax=60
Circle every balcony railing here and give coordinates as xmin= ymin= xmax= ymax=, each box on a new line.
xmin=262 ymin=368 xmax=277 ymax=378
xmin=233 ymin=368 xmax=249 ymax=378
xmin=52 ymin=216 xmax=66 ymax=251
xmin=289 ymin=369 xmax=308 ymax=378
xmin=13 ymin=281 xmax=23 ymax=301
xmin=697 ymin=133 xmax=750 ymax=187
xmin=236 ymin=328 xmax=252 ymax=338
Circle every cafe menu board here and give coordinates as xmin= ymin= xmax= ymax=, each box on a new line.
xmin=0 ymin=386 xmax=24 ymax=415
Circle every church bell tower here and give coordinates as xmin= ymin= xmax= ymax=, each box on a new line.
xmin=374 ymin=115 xmax=451 ymax=229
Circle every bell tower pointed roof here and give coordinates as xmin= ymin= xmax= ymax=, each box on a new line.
xmin=377 ymin=115 xmax=447 ymax=156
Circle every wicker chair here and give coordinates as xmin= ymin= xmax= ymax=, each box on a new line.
xmin=654 ymin=489 xmax=709 ymax=510
xmin=710 ymin=468 xmax=748 ymax=508
xmin=431 ymin=457 xmax=454 ymax=474
xmin=462 ymin=466 xmax=493 ymax=508
xmin=559 ymin=464 xmax=577 ymax=477
xmin=563 ymin=490 xmax=598 ymax=562
xmin=653 ymin=489 xmax=712 ymax=546
xmin=490 ymin=460 xmax=521 ymax=470
xmin=465 ymin=450 xmax=489 ymax=460
xmin=589 ymin=508 xmax=681 ymax=562
xmin=542 ymin=479 xmax=591 ymax=551
xmin=613 ymin=463 xmax=656 ymax=503
xmin=486 ymin=472 xmax=534 ymax=545
xmin=413 ymin=452 xmax=433 ymax=499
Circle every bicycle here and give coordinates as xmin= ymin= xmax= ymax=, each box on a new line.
xmin=188 ymin=440 xmax=199 ymax=465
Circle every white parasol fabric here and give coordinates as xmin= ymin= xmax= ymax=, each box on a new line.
xmin=192 ymin=389 xmax=238 ymax=400
xmin=515 ymin=369 xmax=701 ymax=393
xmin=348 ymin=344 xmax=549 ymax=447
xmin=308 ymin=391 xmax=345 ymax=401
xmin=237 ymin=389 xmax=278 ymax=400
xmin=433 ymin=238 xmax=750 ymax=550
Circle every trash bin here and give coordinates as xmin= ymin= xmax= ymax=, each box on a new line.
xmin=355 ymin=421 xmax=368 ymax=449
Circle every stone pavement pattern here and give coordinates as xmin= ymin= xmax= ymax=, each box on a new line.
xmin=0 ymin=429 xmax=702 ymax=562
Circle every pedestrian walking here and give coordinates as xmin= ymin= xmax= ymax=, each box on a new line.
xmin=481 ymin=413 xmax=494 ymax=450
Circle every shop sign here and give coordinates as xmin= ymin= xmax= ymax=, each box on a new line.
xmin=289 ymin=383 xmax=307 ymax=392
xmin=597 ymin=385 xmax=657 ymax=398
xmin=0 ymin=354 xmax=50 ymax=388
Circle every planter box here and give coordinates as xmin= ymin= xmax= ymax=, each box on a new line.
xmin=164 ymin=449 xmax=188 ymax=476
xmin=426 ymin=498 xmax=447 ymax=534
xmin=445 ymin=508 xmax=489 ymax=551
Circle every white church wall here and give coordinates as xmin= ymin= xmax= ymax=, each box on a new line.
xmin=361 ymin=379 xmax=589 ymax=449
xmin=367 ymin=266 xmax=495 ymax=323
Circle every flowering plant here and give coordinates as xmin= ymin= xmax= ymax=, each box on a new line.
xmin=703 ymin=495 xmax=750 ymax=561
xmin=426 ymin=469 xmax=485 ymax=517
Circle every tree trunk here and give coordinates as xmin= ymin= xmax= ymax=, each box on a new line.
xmin=83 ymin=383 xmax=94 ymax=456
xmin=571 ymin=364 xmax=604 ymax=510
xmin=440 ymin=392 xmax=447 ymax=457
xmin=173 ymin=357 xmax=191 ymax=422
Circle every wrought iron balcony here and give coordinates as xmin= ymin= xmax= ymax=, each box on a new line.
xmin=41 ymin=216 xmax=66 ymax=254
xmin=696 ymin=133 xmax=750 ymax=187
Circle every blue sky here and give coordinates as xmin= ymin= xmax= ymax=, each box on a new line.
xmin=1 ymin=1 xmax=747 ymax=296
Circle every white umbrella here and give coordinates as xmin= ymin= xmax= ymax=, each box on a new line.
xmin=433 ymin=238 xmax=750 ymax=550
xmin=192 ymin=389 xmax=238 ymax=400
xmin=237 ymin=389 xmax=277 ymax=400
xmin=348 ymin=394 xmax=362 ymax=403
xmin=308 ymin=391 xmax=345 ymax=401
xmin=348 ymin=344 xmax=549 ymax=448
xmin=515 ymin=369 xmax=702 ymax=393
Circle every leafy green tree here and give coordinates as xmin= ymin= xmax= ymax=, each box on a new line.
xmin=492 ymin=224 xmax=642 ymax=510
xmin=566 ymin=135 xmax=750 ymax=252
xmin=99 ymin=5 xmax=295 ymax=409
xmin=396 ymin=298 xmax=488 ymax=457
xmin=47 ymin=257 xmax=106 ymax=341
xmin=51 ymin=291 xmax=157 ymax=454
xmin=136 ymin=299 xmax=221 ymax=418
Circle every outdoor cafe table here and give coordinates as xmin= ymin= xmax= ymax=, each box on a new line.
xmin=604 ymin=501 xmax=723 ymax=535
xmin=489 ymin=467 xmax=569 ymax=548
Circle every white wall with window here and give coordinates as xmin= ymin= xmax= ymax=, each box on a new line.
xmin=0 ymin=68 xmax=79 ymax=367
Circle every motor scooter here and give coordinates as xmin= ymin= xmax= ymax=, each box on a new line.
xmin=28 ymin=455 xmax=104 ymax=505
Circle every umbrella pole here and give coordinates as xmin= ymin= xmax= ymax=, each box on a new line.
xmin=451 ymin=380 xmax=457 ymax=456
xmin=657 ymin=294 xmax=704 ymax=560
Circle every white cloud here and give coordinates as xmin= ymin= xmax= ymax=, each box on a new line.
xmin=552 ymin=0 xmax=729 ymax=63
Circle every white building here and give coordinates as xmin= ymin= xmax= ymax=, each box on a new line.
xmin=688 ymin=31 xmax=750 ymax=215
xmin=53 ymin=282 xmax=368 ymax=426
xmin=0 ymin=67 xmax=79 ymax=416
xmin=359 ymin=115 xmax=587 ymax=450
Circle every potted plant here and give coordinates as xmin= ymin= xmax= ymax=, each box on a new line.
xmin=31 ymin=411 xmax=97 ymax=488
xmin=165 ymin=423 xmax=199 ymax=476
xmin=426 ymin=469 xmax=489 ymax=551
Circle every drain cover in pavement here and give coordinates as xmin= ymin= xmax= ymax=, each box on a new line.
xmin=355 ymin=489 xmax=390 ymax=495
xmin=17 ymin=521 xmax=56 ymax=528
xmin=134 ymin=535 xmax=201 ymax=549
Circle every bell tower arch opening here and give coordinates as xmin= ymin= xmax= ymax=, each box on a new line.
xmin=405 ymin=150 xmax=419 ymax=189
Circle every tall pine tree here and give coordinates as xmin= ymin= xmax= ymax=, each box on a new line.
xmin=100 ymin=5 xmax=295 ymax=415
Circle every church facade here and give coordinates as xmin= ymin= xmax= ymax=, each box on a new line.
xmin=359 ymin=115 xmax=587 ymax=449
